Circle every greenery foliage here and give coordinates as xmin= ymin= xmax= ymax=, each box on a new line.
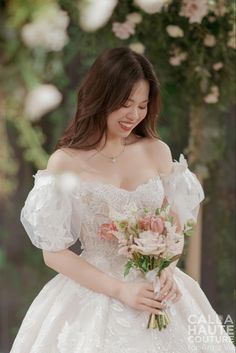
xmin=0 ymin=0 xmax=235 ymax=349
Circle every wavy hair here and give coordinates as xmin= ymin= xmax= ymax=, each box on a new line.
xmin=56 ymin=47 xmax=161 ymax=150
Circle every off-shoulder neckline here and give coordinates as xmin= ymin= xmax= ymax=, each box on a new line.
xmin=34 ymin=153 xmax=188 ymax=193
xmin=35 ymin=169 xmax=162 ymax=193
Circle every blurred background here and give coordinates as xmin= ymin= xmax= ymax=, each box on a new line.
xmin=0 ymin=0 xmax=235 ymax=351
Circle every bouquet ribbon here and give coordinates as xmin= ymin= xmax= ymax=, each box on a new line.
xmin=145 ymin=269 xmax=177 ymax=316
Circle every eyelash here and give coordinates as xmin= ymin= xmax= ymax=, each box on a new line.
xmin=122 ymin=105 xmax=147 ymax=110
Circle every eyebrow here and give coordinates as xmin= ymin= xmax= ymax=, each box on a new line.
xmin=127 ymin=99 xmax=149 ymax=103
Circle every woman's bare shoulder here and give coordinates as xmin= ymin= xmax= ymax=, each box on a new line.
xmin=144 ymin=138 xmax=173 ymax=175
xmin=47 ymin=148 xmax=84 ymax=174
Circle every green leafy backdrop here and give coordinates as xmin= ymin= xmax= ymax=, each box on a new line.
xmin=0 ymin=0 xmax=235 ymax=350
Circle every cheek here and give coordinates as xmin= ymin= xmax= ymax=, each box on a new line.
xmin=139 ymin=109 xmax=148 ymax=121
xmin=107 ymin=110 xmax=124 ymax=125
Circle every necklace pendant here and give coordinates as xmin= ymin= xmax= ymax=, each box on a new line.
xmin=111 ymin=158 xmax=116 ymax=163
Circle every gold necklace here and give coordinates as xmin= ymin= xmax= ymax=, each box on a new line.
xmin=95 ymin=138 xmax=126 ymax=163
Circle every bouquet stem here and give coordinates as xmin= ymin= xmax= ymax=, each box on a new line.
xmin=147 ymin=310 xmax=170 ymax=330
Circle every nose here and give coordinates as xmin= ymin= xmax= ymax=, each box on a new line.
xmin=126 ymin=107 xmax=139 ymax=121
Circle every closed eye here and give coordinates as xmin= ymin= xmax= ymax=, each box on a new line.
xmin=139 ymin=106 xmax=147 ymax=110
xmin=122 ymin=104 xmax=147 ymax=109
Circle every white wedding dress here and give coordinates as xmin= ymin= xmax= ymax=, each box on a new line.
xmin=10 ymin=154 xmax=235 ymax=353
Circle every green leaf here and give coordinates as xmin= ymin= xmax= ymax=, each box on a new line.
xmin=124 ymin=260 xmax=133 ymax=277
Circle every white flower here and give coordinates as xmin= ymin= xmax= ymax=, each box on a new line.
xmin=123 ymin=202 xmax=138 ymax=216
xmin=132 ymin=231 xmax=166 ymax=256
xmin=227 ymin=27 xmax=236 ymax=49
xmin=21 ymin=4 xmax=69 ymax=51
xmin=179 ymin=0 xmax=208 ymax=24
xmin=208 ymin=15 xmax=216 ymax=23
xmin=203 ymin=34 xmax=216 ymax=47
xmin=204 ymin=94 xmax=218 ymax=104
xmin=24 ymin=84 xmax=62 ymax=121
xmin=129 ymin=42 xmax=145 ymax=54
xmin=213 ymin=62 xmax=223 ymax=71
xmin=227 ymin=36 xmax=236 ymax=49
xmin=126 ymin=12 xmax=143 ymax=24
xmin=208 ymin=0 xmax=228 ymax=16
xmin=79 ymin=0 xmax=118 ymax=32
xmin=134 ymin=0 xmax=170 ymax=14
xmin=204 ymin=85 xmax=219 ymax=104
xmin=112 ymin=21 xmax=135 ymax=40
xmin=166 ymin=25 xmax=184 ymax=38
xmin=169 ymin=47 xmax=187 ymax=66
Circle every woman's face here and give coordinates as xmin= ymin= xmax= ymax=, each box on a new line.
xmin=106 ymin=79 xmax=150 ymax=138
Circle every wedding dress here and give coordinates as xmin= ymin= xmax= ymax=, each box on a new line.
xmin=10 ymin=154 xmax=235 ymax=353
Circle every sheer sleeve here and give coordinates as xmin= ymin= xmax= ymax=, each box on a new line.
xmin=160 ymin=154 xmax=205 ymax=229
xmin=20 ymin=170 xmax=83 ymax=251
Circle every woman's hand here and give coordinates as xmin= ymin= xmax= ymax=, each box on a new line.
xmin=157 ymin=267 xmax=182 ymax=304
xmin=118 ymin=281 xmax=165 ymax=315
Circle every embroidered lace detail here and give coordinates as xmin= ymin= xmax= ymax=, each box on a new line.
xmin=11 ymin=156 xmax=234 ymax=353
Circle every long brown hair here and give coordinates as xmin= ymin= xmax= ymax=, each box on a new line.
xmin=56 ymin=47 xmax=161 ymax=150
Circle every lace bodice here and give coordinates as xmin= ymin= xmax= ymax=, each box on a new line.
xmin=11 ymin=156 xmax=236 ymax=353
xmin=20 ymin=154 xmax=205 ymax=275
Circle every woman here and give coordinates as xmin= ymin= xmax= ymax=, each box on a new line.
xmin=10 ymin=47 xmax=234 ymax=352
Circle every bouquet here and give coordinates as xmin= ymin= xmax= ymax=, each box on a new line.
xmin=98 ymin=202 xmax=194 ymax=330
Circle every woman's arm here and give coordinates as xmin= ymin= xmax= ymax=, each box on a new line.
xmin=43 ymin=249 xmax=121 ymax=298
xmin=43 ymin=249 xmax=165 ymax=314
xmin=41 ymin=149 xmax=165 ymax=315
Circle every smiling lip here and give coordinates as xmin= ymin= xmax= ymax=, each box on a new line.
xmin=119 ymin=121 xmax=134 ymax=131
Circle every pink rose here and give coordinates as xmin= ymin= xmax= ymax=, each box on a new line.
xmin=139 ymin=215 xmax=165 ymax=233
xmin=138 ymin=215 xmax=152 ymax=230
xmin=150 ymin=216 xmax=165 ymax=233
xmin=98 ymin=222 xmax=117 ymax=241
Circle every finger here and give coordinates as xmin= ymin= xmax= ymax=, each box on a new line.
xmin=140 ymin=297 xmax=164 ymax=310
xmin=143 ymin=282 xmax=155 ymax=292
xmin=144 ymin=289 xmax=158 ymax=300
xmin=163 ymin=282 xmax=177 ymax=301
xmin=172 ymin=288 xmax=182 ymax=303
xmin=137 ymin=303 xmax=163 ymax=315
xmin=158 ymin=279 xmax=173 ymax=299
xmin=159 ymin=271 xmax=167 ymax=287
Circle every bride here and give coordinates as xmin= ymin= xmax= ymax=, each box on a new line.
xmin=10 ymin=47 xmax=234 ymax=352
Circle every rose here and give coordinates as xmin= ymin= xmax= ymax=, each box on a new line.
xmin=138 ymin=215 xmax=165 ymax=233
xmin=98 ymin=222 xmax=117 ymax=240
xmin=150 ymin=216 xmax=165 ymax=233
xmin=131 ymin=231 xmax=166 ymax=255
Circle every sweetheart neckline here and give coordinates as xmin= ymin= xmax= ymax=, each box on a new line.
xmin=36 ymin=169 xmax=162 ymax=193
xmin=79 ymin=174 xmax=162 ymax=193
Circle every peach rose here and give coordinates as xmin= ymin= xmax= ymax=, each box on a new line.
xmin=98 ymin=222 xmax=117 ymax=241
xmin=139 ymin=215 xmax=165 ymax=233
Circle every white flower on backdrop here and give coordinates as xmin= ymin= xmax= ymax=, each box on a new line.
xmin=227 ymin=26 xmax=236 ymax=49
xmin=179 ymin=0 xmax=208 ymax=24
xmin=21 ymin=4 xmax=69 ymax=51
xmin=203 ymin=34 xmax=216 ymax=47
xmin=129 ymin=42 xmax=145 ymax=54
xmin=126 ymin=12 xmax=143 ymax=24
xmin=212 ymin=62 xmax=224 ymax=71
xmin=204 ymin=85 xmax=219 ymax=104
xmin=166 ymin=25 xmax=184 ymax=38
xmin=79 ymin=0 xmax=118 ymax=32
xmin=112 ymin=21 xmax=135 ymax=39
xmin=169 ymin=47 xmax=188 ymax=66
xmin=24 ymin=84 xmax=62 ymax=122
xmin=134 ymin=0 xmax=170 ymax=14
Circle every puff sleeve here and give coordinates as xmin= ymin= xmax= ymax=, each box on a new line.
xmin=160 ymin=154 xmax=205 ymax=229
xmin=20 ymin=170 xmax=83 ymax=251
